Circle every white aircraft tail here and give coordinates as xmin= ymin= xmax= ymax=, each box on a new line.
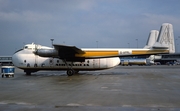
xmin=152 ymin=23 xmax=175 ymax=53
xmin=144 ymin=30 xmax=159 ymax=49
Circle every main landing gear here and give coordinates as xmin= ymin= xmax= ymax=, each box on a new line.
xmin=66 ymin=70 xmax=79 ymax=76
xmin=24 ymin=70 xmax=36 ymax=76
xmin=67 ymin=69 xmax=75 ymax=76
xmin=63 ymin=59 xmax=75 ymax=76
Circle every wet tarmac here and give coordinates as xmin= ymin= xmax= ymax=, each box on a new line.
xmin=0 ymin=65 xmax=180 ymax=111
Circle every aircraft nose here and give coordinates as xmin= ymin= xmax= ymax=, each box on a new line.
xmin=12 ymin=52 xmax=18 ymax=66
xmin=12 ymin=50 xmax=22 ymax=66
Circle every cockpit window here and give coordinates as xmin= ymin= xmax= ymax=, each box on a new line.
xmin=14 ymin=49 xmax=23 ymax=54
xmin=24 ymin=46 xmax=34 ymax=50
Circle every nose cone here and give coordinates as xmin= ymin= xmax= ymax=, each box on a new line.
xmin=12 ymin=52 xmax=19 ymax=67
xmin=12 ymin=49 xmax=23 ymax=67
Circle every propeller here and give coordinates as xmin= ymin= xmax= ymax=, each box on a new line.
xmin=33 ymin=43 xmax=38 ymax=55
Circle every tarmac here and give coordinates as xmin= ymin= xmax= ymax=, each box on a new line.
xmin=0 ymin=65 xmax=180 ymax=111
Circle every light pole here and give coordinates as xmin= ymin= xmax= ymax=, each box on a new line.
xmin=128 ymin=43 xmax=130 ymax=48
xmin=50 ymin=39 xmax=54 ymax=48
xmin=136 ymin=39 xmax=138 ymax=48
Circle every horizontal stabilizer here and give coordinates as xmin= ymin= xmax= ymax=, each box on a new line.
xmin=152 ymin=42 xmax=168 ymax=49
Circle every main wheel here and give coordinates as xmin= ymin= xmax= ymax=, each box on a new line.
xmin=67 ymin=69 xmax=75 ymax=76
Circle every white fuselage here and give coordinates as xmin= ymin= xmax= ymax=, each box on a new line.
xmin=12 ymin=45 xmax=120 ymax=72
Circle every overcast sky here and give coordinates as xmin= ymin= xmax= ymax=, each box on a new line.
xmin=0 ymin=0 xmax=180 ymax=55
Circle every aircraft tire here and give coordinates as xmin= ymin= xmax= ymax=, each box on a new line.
xmin=67 ymin=69 xmax=74 ymax=76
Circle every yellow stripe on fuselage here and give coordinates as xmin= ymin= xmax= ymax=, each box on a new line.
xmin=75 ymin=49 xmax=169 ymax=58
xmin=132 ymin=49 xmax=169 ymax=55
xmin=76 ymin=51 xmax=119 ymax=57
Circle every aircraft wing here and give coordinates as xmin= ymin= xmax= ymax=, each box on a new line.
xmin=53 ymin=44 xmax=85 ymax=54
xmin=53 ymin=44 xmax=85 ymax=61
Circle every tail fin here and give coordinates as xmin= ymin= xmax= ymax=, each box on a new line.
xmin=144 ymin=30 xmax=159 ymax=49
xmin=152 ymin=23 xmax=175 ymax=53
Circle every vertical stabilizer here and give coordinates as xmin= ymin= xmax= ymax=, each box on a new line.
xmin=152 ymin=23 xmax=175 ymax=53
xmin=144 ymin=30 xmax=159 ymax=49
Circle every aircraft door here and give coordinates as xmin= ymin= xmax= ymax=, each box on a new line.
xmin=93 ymin=59 xmax=100 ymax=68
xmin=34 ymin=44 xmax=38 ymax=67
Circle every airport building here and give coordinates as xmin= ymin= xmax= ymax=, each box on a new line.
xmin=155 ymin=53 xmax=180 ymax=65
xmin=0 ymin=56 xmax=13 ymax=66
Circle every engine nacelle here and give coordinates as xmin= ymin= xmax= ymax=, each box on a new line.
xmin=35 ymin=49 xmax=58 ymax=57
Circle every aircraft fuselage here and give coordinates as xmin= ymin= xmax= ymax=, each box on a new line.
xmin=12 ymin=47 xmax=120 ymax=75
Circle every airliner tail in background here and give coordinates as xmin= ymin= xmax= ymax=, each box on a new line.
xmin=144 ymin=30 xmax=159 ymax=49
xmin=152 ymin=23 xmax=175 ymax=53
xmin=145 ymin=23 xmax=175 ymax=53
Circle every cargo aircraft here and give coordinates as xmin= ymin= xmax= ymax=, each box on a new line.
xmin=12 ymin=23 xmax=175 ymax=76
